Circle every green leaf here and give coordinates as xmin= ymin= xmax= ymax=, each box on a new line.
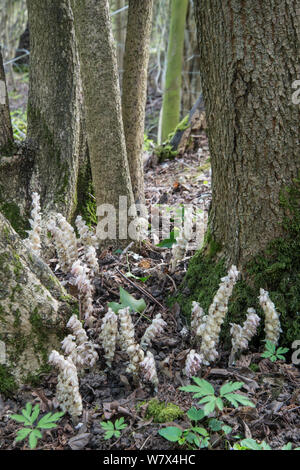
xmin=119 ymin=287 xmax=147 ymax=313
xmin=37 ymin=411 xmax=64 ymax=429
xmin=29 ymin=431 xmax=38 ymax=450
xmin=261 ymin=352 xmax=272 ymax=358
xmin=276 ymin=347 xmax=289 ymax=355
xmin=222 ymin=425 xmax=232 ymax=435
xmin=15 ymin=428 xmax=32 ymax=442
xmin=100 ymin=421 xmax=115 ymax=431
xmin=187 ymin=407 xmax=205 ymax=422
xmin=156 ymin=231 xmax=177 ymax=248
xmin=192 ymin=427 xmax=209 ymax=437
xmin=115 ymin=418 xmax=127 ymax=430
xmin=191 ymin=377 xmax=215 ymax=395
xmin=30 ymin=404 xmax=40 ymax=425
xmin=208 ymin=419 xmax=223 ymax=431
xmin=114 ymin=430 xmax=121 ymax=438
xmin=108 ymin=302 xmax=125 ymax=313
xmin=10 ymin=414 xmax=32 ymax=426
xmin=281 ymin=443 xmax=292 ymax=450
xmin=104 ymin=431 xmax=115 ymax=440
xmin=276 ymin=355 xmax=286 ymax=361
xmin=240 ymin=439 xmax=263 ymax=450
xmin=225 ymin=393 xmax=255 ymax=408
xmin=203 ymin=398 xmax=217 ymax=416
xmin=158 ymin=427 xmax=182 ymax=442
xmin=185 ymin=432 xmax=197 ymax=444
xmin=179 ymin=385 xmax=205 ymax=394
xmin=216 ymin=397 xmax=224 ymax=411
xmin=25 ymin=403 xmax=32 ymax=417
xmin=220 ymin=381 xmax=243 ymax=396
xmin=265 ymin=341 xmax=276 ymax=353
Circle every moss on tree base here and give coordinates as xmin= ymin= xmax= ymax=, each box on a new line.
xmin=175 ymin=177 xmax=300 ymax=349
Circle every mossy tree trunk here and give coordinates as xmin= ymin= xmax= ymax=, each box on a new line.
xmin=180 ymin=0 xmax=300 ymax=346
xmin=0 ymin=47 xmax=13 ymax=151
xmin=160 ymin=0 xmax=188 ymax=143
xmin=71 ymin=0 xmax=135 ymax=244
xmin=0 ymin=213 xmax=77 ymax=392
xmin=27 ymin=0 xmax=82 ymax=220
xmin=194 ymin=0 xmax=300 ymax=270
xmin=122 ymin=0 xmax=154 ymax=205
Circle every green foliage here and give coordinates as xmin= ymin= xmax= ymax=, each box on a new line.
xmin=143 ymin=134 xmax=155 ymax=152
xmin=180 ymin=378 xmax=255 ymax=416
xmin=158 ymin=404 xmax=233 ymax=450
xmin=145 ymin=399 xmax=184 ymax=423
xmin=261 ymin=341 xmax=289 ymax=362
xmin=100 ymin=417 xmax=127 ymax=440
xmin=233 ymin=439 xmax=300 ymax=451
xmin=10 ymin=109 xmax=27 ymax=141
xmin=156 ymin=230 xmax=177 ymax=248
xmin=108 ymin=287 xmax=147 ymax=314
xmin=154 ymin=143 xmax=178 ymax=162
xmin=11 ymin=403 xmax=64 ymax=449
xmin=0 ymin=365 xmax=17 ymax=396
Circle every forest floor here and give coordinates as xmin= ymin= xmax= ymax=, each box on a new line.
xmin=0 ymin=72 xmax=299 ymax=451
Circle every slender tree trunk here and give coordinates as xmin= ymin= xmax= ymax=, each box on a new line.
xmin=160 ymin=0 xmax=188 ymax=142
xmin=194 ymin=0 xmax=300 ymax=270
xmin=0 ymin=213 xmax=76 ymax=390
xmin=0 ymin=47 xmax=13 ymax=151
xmin=71 ymin=0 xmax=135 ymax=244
xmin=122 ymin=0 xmax=154 ymax=205
xmin=27 ymin=0 xmax=82 ymax=220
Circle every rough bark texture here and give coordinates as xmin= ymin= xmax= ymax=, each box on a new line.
xmin=71 ymin=0 xmax=135 ymax=243
xmin=27 ymin=0 xmax=82 ymax=220
xmin=122 ymin=0 xmax=154 ymax=205
xmin=0 ymin=213 xmax=77 ymax=390
xmin=194 ymin=0 xmax=300 ymax=270
xmin=160 ymin=0 xmax=188 ymax=142
xmin=0 ymin=47 xmax=13 ymax=151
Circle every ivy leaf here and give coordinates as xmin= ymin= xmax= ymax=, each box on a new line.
xmin=108 ymin=302 xmax=125 ymax=313
xmin=119 ymin=287 xmax=146 ymax=313
xmin=158 ymin=427 xmax=182 ymax=442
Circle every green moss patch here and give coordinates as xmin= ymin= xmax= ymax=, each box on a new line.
xmin=0 ymin=365 xmax=17 ymax=397
xmin=143 ymin=399 xmax=184 ymax=423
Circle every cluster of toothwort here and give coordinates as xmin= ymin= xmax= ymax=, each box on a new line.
xmin=70 ymin=260 xmax=96 ymax=328
xmin=170 ymin=207 xmax=194 ymax=272
xmin=184 ymin=265 xmax=240 ymax=375
xmin=75 ymin=215 xmax=98 ymax=249
xmin=259 ymin=288 xmax=282 ymax=345
xmin=62 ymin=315 xmax=98 ymax=369
xmin=48 ymin=350 xmax=83 ymax=419
xmin=229 ymin=308 xmax=261 ymax=365
xmin=24 ymin=192 xmax=42 ymax=256
xmin=98 ymin=306 xmax=165 ymax=389
xmin=47 ymin=213 xmax=78 ymax=273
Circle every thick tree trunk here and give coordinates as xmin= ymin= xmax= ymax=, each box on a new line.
xmin=0 ymin=213 xmax=76 ymax=391
xmin=0 ymin=47 xmax=13 ymax=151
xmin=27 ymin=0 xmax=82 ymax=220
xmin=71 ymin=0 xmax=135 ymax=244
xmin=122 ymin=0 xmax=153 ymax=205
xmin=194 ymin=0 xmax=300 ymax=270
xmin=160 ymin=0 xmax=188 ymax=143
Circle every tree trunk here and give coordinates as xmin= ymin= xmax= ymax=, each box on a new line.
xmin=178 ymin=0 xmax=300 ymax=346
xmin=0 ymin=213 xmax=77 ymax=392
xmin=122 ymin=0 xmax=154 ymax=205
xmin=194 ymin=0 xmax=300 ymax=270
xmin=71 ymin=0 xmax=135 ymax=244
xmin=0 ymin=0 xmax=27 ymax=63
xmin=27 ymin=0 xmax=82 ymax=220
xmin=0 ymin=47 xmax=13 ymax=151
xmin=160 ymin=0 xmax=188 ymax=143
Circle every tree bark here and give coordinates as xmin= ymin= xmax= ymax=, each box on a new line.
xmin=0 ymin=47 xmax=13 ymax=151
xmin=160 ymin=0 xmax=188 ymax=143
xmin=194 ymin=0 xmax=300 ymax=270
xmin=71 ymin=0 xmax=135 ymax=243
xmin=0 ymin=213 xmax=76 ymax=390
xmin=0 ymin=0 xmax=27 ymax=63
xmin=122 ymin=0 xmax=154 ymax=205
xmin=27 ymin=0 xmax=82 ymax=220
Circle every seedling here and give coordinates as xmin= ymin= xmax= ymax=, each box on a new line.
xmin=11 ymin=403 xmax=64 ymax=449
xmin=100 ymin=417 xmax=128 ymax=440
xmin=261 ymin=341 xmax=289 ymax=362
